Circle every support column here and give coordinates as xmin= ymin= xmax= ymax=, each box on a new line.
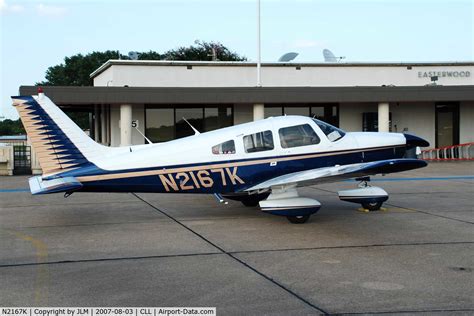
xmin=94 ymin=105 xmax=100 ymax=142
xmin=253 ymin=103 xmax=264 ymax=121
xmin=101 ymin=104 xmax=107 ymax=145
xmin=106 ymin=105 xmax=111 ymax=145
xmin=378 ymin=102 xmax=390 ymax=132
xmin=120 ymin=104 xmax=132 ymax=146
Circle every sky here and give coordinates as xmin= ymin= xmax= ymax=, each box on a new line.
xmin=1 ymin=0 xmax=473 ymax=119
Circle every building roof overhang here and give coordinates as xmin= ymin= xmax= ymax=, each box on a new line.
xmin=20 ymin=85 xmax=474 ymax=105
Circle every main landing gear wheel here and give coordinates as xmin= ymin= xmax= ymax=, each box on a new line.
xmin=361 ymin=201 xmax=383 ymax=211
xmin=286 ymin=215 xmax=311 ymax=224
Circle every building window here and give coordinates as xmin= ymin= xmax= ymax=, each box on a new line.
xmin=145 ymin=108 xmax=174 ymax=142
xmin=145 ymin=105 xmax=233 ymax=143
xmin=212 ymin=140 xmax=236 ymax=154
xmin=175 ymin=108 xmax=204 ymax=139
xmin=204 ymin=107 xmax=233 ymax=132
xmin=362 ymin=112 xmax=392 ymax=132
xmin=264 ymin=106 xmax=283 ymax=118
xmin=264 ymin=104 xmax=340 ymax=127
xmin=285 ymin=107 xmax=310 ymax=116
xmin=435 ymin=102 xmax=459 ymax=148
xmin=310 ymin=106 xmax=325 ymax=120
xmin=279 ymin=124 xmax=320 ymax=148
xmin=311 ymin=105 xmax=339 ymax=127
xmin=243 ymin=130 xmax=274 ymax=153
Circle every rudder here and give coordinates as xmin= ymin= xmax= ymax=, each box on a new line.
xmin=12 ymin=91 xmax=107 ymax=176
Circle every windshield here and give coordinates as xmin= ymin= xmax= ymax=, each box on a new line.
xmin=312 ymin=119 xmax=346 ymax=142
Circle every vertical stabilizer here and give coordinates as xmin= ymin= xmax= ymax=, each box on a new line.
xmin=12 ymin=91 xmax=108 ymax=176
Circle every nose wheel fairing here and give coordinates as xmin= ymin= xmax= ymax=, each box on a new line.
xmin=338 ymin=187 xmax=389 ymax=205
xmin=338 ymin=180 xmax=388 ymax=211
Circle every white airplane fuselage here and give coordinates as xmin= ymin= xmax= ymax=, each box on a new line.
xmin=53 ymin=116 xmax=411 ymax=194
xmin=14 ymin=93 xmax=429 ymax=223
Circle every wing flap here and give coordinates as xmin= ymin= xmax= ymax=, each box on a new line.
xmin=245 ymin=159 xmax=427 ymax=191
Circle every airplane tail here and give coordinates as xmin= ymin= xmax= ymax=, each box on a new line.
xmin=12 ymin=90 xmax=109 ymax=177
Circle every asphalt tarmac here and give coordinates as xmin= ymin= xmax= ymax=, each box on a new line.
xmin=1 ymin=162 xmax=473 ymax=315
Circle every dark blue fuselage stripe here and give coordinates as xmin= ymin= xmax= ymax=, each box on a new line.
xmin=78 ymin=146 xmax=404 ymax=193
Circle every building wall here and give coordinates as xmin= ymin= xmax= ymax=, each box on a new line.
xmin=94 ymin=67 xmax=115 ymax=87
xmin=91 ymin=61 xmax=473 ymax=149
xmin=340 ymin=102 xmax=436 ymax=147
xmin=390 ymin=102 xmax=435 ymax=147
xmin=94 ymin=63 xmax=474 ymax=88
xmin=460 ymin=101 xmax=474 ymax=144
xmin=234 ymin=104 xmax=254 ymax=125
xmin=110 ymin=105 xmax=120 ymax=146
xmin=339 ymin=102 xmax=375 ymax=131
xmin=0 ymin=146 xmax=13 ymax=176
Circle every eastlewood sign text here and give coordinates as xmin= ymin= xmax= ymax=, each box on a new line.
xmin=418 ymin=70 xmax=471 ymax=78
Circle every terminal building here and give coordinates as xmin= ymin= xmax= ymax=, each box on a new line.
xmin=17 ymin=60 xmax=474 ymax=174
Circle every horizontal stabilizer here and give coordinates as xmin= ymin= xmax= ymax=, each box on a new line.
xmin=29 ymin=176 xmax=83 ymax=195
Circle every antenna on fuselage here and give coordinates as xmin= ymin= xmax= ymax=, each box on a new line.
xmin=133 ymin=124 xmax=153 ymax=144
xmin=182 ymin=117 xmax=201 ymax=135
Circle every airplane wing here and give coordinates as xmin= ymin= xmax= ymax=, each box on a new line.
xmin=244 ymin=158 xmax=427 ymax=191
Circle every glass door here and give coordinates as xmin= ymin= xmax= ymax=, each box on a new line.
xmin=435 ymin=103 xmax=459 ymax=148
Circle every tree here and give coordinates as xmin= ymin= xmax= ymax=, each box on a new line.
xmin=163 ymin=40 xmax=247 ymax=61
xmin=137 ymin=50 xmax=165 ymax=60
xmin=0 ymin=119 xmax=25 ymax=136
xmin=37 ymin=50 xmax=127 ymax=86
xmin=37 ymin=41 xmax=247 ymax=86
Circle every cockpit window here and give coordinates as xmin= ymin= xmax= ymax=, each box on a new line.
xmin=243 ymin=130 xmax=274 ymax=153
xmin=212 ymin=140 xmax=236 ymax=155
xmin=313 ymin=119 xmax=346 ymax=142
xmin=279 ymin=124 xmax=320 ymax=148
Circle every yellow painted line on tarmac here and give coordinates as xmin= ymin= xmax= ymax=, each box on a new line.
xmin=7 ymin=230 xmax=49 ymax=305
xmin=356 ymin=206 xmax=414 ymax=213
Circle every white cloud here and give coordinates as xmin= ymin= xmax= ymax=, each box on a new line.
xmin=0 ymin=0 xmax=25 ymax=13
xmin=36 ymin=3 xmax=67 ymax=17
xmin=9 ymin=4 xmax=24 ymax=12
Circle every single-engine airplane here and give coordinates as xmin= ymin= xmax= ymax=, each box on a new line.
xmin=12 ymin=90 xmax=429 ymax=223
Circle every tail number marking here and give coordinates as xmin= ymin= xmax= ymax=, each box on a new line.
xmin=159 ymin=167 xmax=244 ymax=192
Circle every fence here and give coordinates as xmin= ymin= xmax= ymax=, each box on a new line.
xmin=421 ymin=142 xmax=474 ymax=161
